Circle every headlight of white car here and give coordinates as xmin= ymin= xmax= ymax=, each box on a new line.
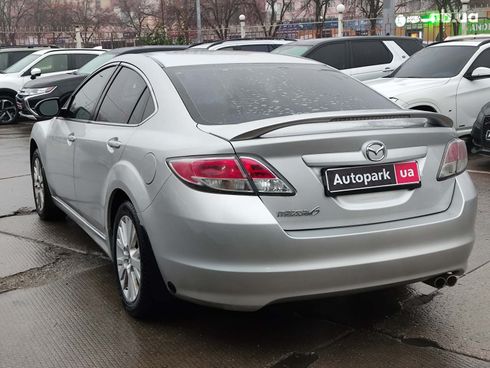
xmin=20 ymin=86 xmax=56 ymax=96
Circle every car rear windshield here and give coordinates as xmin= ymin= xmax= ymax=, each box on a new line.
xmin=271 ymin=45 xmax=313 ymax=57
xmin=392 ymin=45 xmax=476 ymax=78
xmin=165 ymin=63 xmax=396 ymax=125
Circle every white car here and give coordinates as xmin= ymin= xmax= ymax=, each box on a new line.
xmin=272 ymin=36 xmax=424 ymax=81
xmin=366 ymin=39 xmax=490 ymax=138
xmin=0 ymin=48 xmax=104 ymax=124
xmin=190 ymin=39 xmax=293 ymax=52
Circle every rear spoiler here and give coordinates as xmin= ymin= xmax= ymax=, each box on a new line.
xmin=198 ymin=110 xmax=453 ymax=141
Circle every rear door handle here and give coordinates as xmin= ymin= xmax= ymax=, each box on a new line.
xmin=67 ymin=133 xmax=76 ymax=143
xmin=107 ymin=137 xmax=122 ymax=149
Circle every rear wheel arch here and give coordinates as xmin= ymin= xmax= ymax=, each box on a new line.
xmin=107 ymin=189 xmax=131 ymax=238
xmin=30 ymin=139 xmax=38 ymax=162
xmin=410 ymin=105 xmax=437 ymax=112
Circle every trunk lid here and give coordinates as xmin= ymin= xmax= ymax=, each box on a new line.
xmin=199 ymin=112 xmax=456 ymax=230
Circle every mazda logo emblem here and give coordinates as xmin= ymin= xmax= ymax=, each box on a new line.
xmin=363 ymin=141 xmax=387 ymax=162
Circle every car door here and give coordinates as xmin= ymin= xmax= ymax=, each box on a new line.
xmin=45 ymin=66 xmax=116 ymax=208
xmin=46 ymin=65 xmax=118 ymax=209
xmin=346 ymin=39 xmax=398 ymax=80
xmin=72 ymin=65 xmax=153 ymax=232
xmin=456 ymin=48 xmax=490 ymax=132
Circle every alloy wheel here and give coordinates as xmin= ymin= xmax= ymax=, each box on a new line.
xmin=116 ymin=215 xmax=141 ymax=303
xmin=0 ymin=98 xmax=17 ymax=124
xmin=32 ymin=157 xmax=45 ymax=212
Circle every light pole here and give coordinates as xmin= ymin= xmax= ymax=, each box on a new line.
xmin=196 ymin=0 xmax=202 ymax=43
xmin=75 ymin=26 xmax=82 ymax=48
xmin=336 ymin=4 xmax=345 ymax=38
xmin=461 ymin=0 xmax=470 ymax=36
xmin=239 ymin=14 xmax=246 ymax=39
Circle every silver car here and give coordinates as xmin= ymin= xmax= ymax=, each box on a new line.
xmin=30 ymin=51 xmax=477 ymax=318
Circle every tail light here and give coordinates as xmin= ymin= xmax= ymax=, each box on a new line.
xmin=437 ymin=139 xmax=468 ymax=180
xmin=168 ymin=156 xmax=294 ymax=195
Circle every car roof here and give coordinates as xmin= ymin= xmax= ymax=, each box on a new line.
xmin=445 ymin=34 xmax=490 ymax=41
xmin=0 ymin=48 xmax=41 ymax=53
xmin=108 ymin=45 xmax=189 ymax=56
xmin=429 ymin=40 xmax=486 ymax=47
xmin=289 ymin=36 xmax=421 ymax=46
xmin=192 ymin=39 xmax=294 ymax=49
xmin=146 ymin=49 xmax=320 ymax=67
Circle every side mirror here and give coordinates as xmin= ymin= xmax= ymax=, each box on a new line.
xmin=468 ymin=67 xmax=490 ymax=81
xmin=35 ymin=98 xmax=60 ymax=119
xmin=30 ymin=67 xmax=42 ymax=80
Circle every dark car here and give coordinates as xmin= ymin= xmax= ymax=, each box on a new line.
xmin=17 ymin=45 xmax=188 ymax=120
xmin=0 ymin=48 xmax=39 ymax=71
xmin=471 ymin=102 xmax=490 ymax=155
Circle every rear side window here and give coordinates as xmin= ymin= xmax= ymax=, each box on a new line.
xmin=394 ymin=39 xmax=424 ymax=56
xmin=307 ymin=43 xmax=347 ymax=69
xmin=32 ymin=54 xmax=68 ymax=73
xmin=166 ymin=63 xmax=396 ymax=125
xmin=71 ymin=53 xmax=98 ymax=69
xmin=350 ymin=40 xmax=393 ymax=68
xmin=96 ymin=67 xmax=148 ymax=124
xmin=0 ymin=53 xmax=8 ymax=70
xmin=128 ymin=88 xmax=155 ymax=125
xmin=68 ymin=66 xmax=116 ymax=120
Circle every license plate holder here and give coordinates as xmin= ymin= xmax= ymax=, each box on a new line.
xmin=323 ymin=161 xmax=421 ymax=196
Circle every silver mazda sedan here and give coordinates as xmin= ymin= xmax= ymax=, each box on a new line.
xmin=30 ymin=51 xmax=477 ymax=318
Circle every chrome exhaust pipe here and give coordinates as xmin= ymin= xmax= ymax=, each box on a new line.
xmin=423 ymin=276 xmax=447 ymax=289
xmin=446 ymin=275 xmax=458 ymax=287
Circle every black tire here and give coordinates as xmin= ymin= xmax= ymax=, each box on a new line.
xmin=0 ymin=94 xmax=18 ymax=124
xmin=31 ymin=149 xmax=64 ymax=220
xmin=111 ymin=201 xmax=171 ymax=318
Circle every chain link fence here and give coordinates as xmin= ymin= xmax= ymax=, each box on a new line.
xmin=0 ymin=13 xmax=486 ymax=47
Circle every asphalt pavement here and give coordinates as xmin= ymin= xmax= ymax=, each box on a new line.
xmin=0 ymin=122 xmax=489 ymax=368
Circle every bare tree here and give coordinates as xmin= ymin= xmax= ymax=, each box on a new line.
xmin=431 ymin=0 xmax=462 ymax=40
xmin=71 ymin=0 xmax=115 ymax=45
xmin=201 ymin=0 xmax=241 ymax=39
xmin=245 ymin=0 xmax=293 ymax=37
xmin=354 ymin=0 xmax=382 ymax=35
xmin=0 ymin=0 xmax=33 ymax=45
xmin=117 ymin=0 xmax=158 ymax=38
xmin=301 ymin=0 xmax=329 ymax=37
xmin=166 ymin=0 xmax=195 ymax=43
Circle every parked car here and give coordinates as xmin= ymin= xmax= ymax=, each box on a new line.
xmin=0 ymin=48 xmax=104 ymax=124
xmin=272 ymin=36 xmax=423 ymax=80
xmin=30 ymin=51 xmax=476 ymax=318
xmin=366 ymin=39 xmax=490 ymax=140
xmin=0 ymin=48 xmax=39 ymax=71
xmin=471 ymin=101 xmax=490 ymax=154
xmin=190 ymin=39 xmax=293 ymax=52
xmin=17 ymin=45 xmax=188 ymax=121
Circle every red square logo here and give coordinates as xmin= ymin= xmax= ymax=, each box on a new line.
xmin=394 ymin=162 xmax=420 ymax=184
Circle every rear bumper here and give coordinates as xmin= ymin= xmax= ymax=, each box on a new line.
xmin=141 ymin=173 xmax=477 ymax=311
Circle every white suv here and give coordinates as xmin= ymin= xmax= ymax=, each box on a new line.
xmin=366 ymin=39 xmax=490 ymax=138
xmin=0 ymin=48 xmax=104 ymax=124
xmin=272 ymin=36 xmax=423 ymax=81
xmin=190 ymin=39 xmax=293 ymax=52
